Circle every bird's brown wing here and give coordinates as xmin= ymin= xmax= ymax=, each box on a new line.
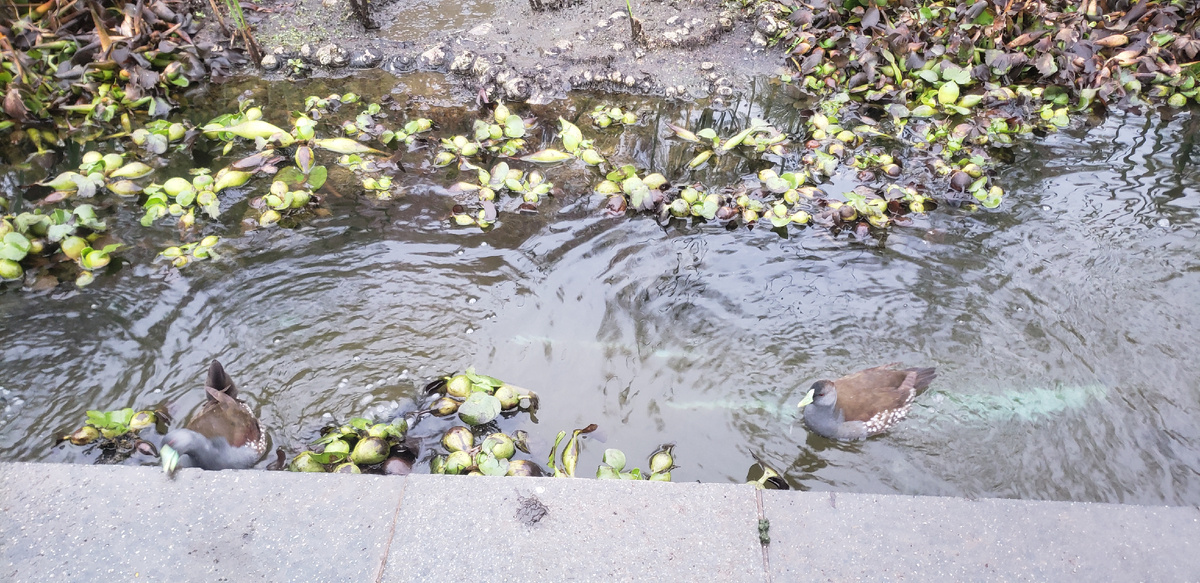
xmin=833 ymin=365 xmax=919 ymax=422
xmin=187 ymin=385 xmax=261 ymax=449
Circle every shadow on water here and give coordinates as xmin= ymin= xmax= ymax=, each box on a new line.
xmin=1 ymin=71 xmax=1198 ymax=505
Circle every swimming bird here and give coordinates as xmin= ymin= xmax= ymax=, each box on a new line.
xmin=160 ymin=360 xmax=267 ymax=474
xmin=797 ymin=363 xmax=937 ymax=440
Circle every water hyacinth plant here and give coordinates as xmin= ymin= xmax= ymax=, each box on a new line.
xmin=667 ymin=117 xmax=789 ymax=169
xmin=588 ymin=104 xmax=639 ymax=128
xmin=1 ymin=204 xmax=119 ymax=286
xmin=287 ymin=368 xmax=546 ymax=477
xmin=596 ymin=445 xmax=676 ymax=482
xmin=289 ymin=417 xmax=412 ymax=474
xmin=159 ymin=236 xmax=221 ymax=268
xmin=449 ymin=161 xmax=556 ymax=229
xmin=436 ymin=103 xmax=534 ymax=166
xmin=60 ymin=408 xmax=160 ymax=465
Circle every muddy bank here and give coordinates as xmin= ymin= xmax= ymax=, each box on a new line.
xmin=244 ymin=0 xmax=787 ymax=103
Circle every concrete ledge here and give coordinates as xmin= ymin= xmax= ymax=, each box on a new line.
xmin=763 ymin=490 xmax=1200 ymax=581
xmin=0 ymin=463 xmax=404 ymax=581
xmin=2 ymin=462 xmax=1198 ymax=582
xmin=383 ymin=475 xmax=764 ymax=582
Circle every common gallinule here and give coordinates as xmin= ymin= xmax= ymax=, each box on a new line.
xmin=160 ymin=360 xmax=267 ymax=474
xmin=797 ymin=363 xmax=937 ymax=441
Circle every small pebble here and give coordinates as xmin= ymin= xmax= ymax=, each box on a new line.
xmin=1157 ymin=218 xmax=1170 ymax=227
xmin=701 ymin=61 xmax=715 ymax=70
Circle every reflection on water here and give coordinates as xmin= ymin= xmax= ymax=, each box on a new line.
xmin=1 ymin=73 xmax=1198 ymax=505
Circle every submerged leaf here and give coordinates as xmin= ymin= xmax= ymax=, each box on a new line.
xmin=521 ymin=149 xmax=573 ymax=163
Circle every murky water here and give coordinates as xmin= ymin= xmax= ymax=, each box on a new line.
xmin=1 ymin=72 xmax=1198 ymax=505
xmin=380 ymin=0 xmax=498 ymax=42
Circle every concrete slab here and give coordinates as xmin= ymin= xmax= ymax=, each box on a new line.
xmin=762 ymin=490 xmax=1200 ymax=581
xmin=0 ymin=462 xmax=406 ymax=581
xmin=381 ymin=474 xmax=765 ymax=582
xmin=6 ymin=462 xmax=1200 ymax=582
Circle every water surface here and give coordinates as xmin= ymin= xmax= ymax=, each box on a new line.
xmin=1 ymin=74 xmax=1198 ymax=505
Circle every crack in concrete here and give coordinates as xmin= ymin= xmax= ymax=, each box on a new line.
xmin=756 ymin=488 xmax=772 ymax=583
xmin=374 ymin=476 xmax=409 ymax=583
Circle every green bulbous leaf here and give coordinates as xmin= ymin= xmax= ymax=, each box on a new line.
xmin=307 ymin=166 xmax=328 ymax=190
xmin=478 ymin=453 xmax=508 ymax=476
xmin=624 ymin=177 xmax=652 ymax=211
xmin=521 ymin=149 xmax=573 ymax=163
xmin=482 ymin=433 xmax=516 ymax=460
xmin=506 ymin=459 xmax=543 ymax=477
xmin=0 ymin=232 xmax=31 ymax=261
xmin=444 ymin=450 xmax=472 ymax=474
xmin=559 ymin=117 xmax=583 ymax=153
xmin=289 ymin=451 xmax=327 ymax=472
xmin=350 ymin=436 xmax=389 ymax=465
xmin=213 ymin=170 xmax=253 ymax=193
xmin=603 ymin=449 xmax=626 ymax=472
xmin=688 ymin=150 xmax=713 ymax=168
xmin=313 ymin=138 xmax=383 ymax=155
xmin=504 ymin=115 xmax=526 ymax=138
xmin=458 ymin=391 xmax=502 ymax=426
xmin=649 ymin=445 xmax=675 ymax=473
xmin=207 ymin=120 xmax=295 ymax=145
xmin=442 ymin=426 xmax=474 ymax=453
xmin=0 ymin=259 xmax=22 ymax=281
xmin=60 ymin=236 xmax=88 ymax=260
xmin=108 ymin=161 xmax=154 ymax=179
xmin=642 ymin=173 xmax=667 ymax=190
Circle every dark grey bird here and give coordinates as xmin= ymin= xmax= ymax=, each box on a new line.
xmin=160 ymin=361 xmax=267 ymax=474
xmin=797 ymin=363 xmax=937 ymax=440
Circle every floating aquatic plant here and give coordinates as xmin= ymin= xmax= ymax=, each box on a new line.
xmin=289 ymin=416 xmax=412 ymax=474
xmin=0 ymin=204 xmax=119 ymax=286
xmin=448 ymin=160 xmax=556 ymax=229
xmin=596 ymin=445 xmax=675 ymax=482
xmin=60 ymin=407 xmax=160 ymax=464
xmin=588 ymin=104 xmax=639 ymax=128
xmin=667 ymin=117 xmax=789 ymax=169
xmin=159 ymin=236 xmax=221 ymax=268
